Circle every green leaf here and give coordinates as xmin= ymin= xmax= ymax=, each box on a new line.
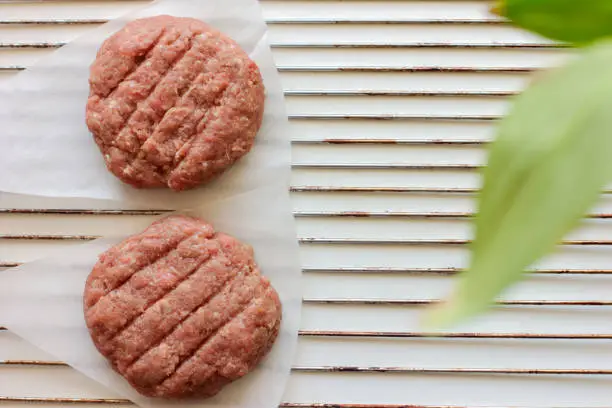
xmin=496 ymin=0 xmax=612 ymax=45
xmin=422 ymin=39 xmax=612 ymax=330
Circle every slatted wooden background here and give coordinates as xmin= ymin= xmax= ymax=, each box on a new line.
xmin=1 ymin=1 xmax=612 ymax=407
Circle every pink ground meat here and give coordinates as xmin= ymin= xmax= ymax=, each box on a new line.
xmin=86 ymin=16 xmax=265 ymax=191
xmin=83 ymin=215 xmax=282 ymax=398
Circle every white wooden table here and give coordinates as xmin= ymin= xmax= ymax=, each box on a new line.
xmin=1 ymin=1 xmax=612 ymax=407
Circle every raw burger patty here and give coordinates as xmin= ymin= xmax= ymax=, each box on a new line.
xmin=86 ymin=16 xmax=265 ymax=191
xmin=83 ymin=215 xmax=281 ymax=398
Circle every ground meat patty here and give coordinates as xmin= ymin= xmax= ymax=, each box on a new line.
xmin=83 ymin=215 xmax=282 ymax=398
xmin=86 ymin=16 xmax=265 ymax=191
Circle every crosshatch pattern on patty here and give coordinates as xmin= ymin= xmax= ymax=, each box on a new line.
xmin=86 ymin=16 xmax=266 ymax=192
xmin=84 ymin=215 xmax=282 ymax=398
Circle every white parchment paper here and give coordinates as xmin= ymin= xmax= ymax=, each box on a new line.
xmin=0 ymin=0 xmax=289 ymax=209
xmin=0 ymin=0 xmax=302 ymax=407
xmin=0 ymin=186 xmax=302 ymax=408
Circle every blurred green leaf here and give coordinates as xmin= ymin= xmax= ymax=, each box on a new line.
xmin=423 ymin=39 xmax=612 ymax=330
xmin=495 ymin=0 xmax=612 ymax=45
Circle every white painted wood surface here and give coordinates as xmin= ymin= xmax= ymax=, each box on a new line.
xmin=1 ymin=1 xmax=611 ymax=407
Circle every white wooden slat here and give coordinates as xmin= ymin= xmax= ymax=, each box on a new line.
xmin=6 ymin=214 xmax=612 ymax=244
xmin=0 ymin=25 xmax=547 ymax=47
xmin=272 ymin=46 xmax=571 ymax=69
xmin=5 ymin=330 xmax=612 ymax=371
xmin=266 ymin=24 xmax=552 ymax=45
xmin=7 ymin=189 xmax=612 ymax=222
xmin=301 ymin=273 xmax=612 ymax=303
xmin=285 ymin=95 xmax=508 ymax=116
xmin=289 ymin=119 xmax=496 ymax=142
xmin=0 ymin=403 xmax=120 ymax=408
xmin=283 ymin=372 xmax=612 ymax=408
xmin=0 ymin=214 xmax=159 ymax=236
xmin=293 ymin=336 xmax=612 ymax=371
xmin=0 ymin=1 xmax=500 ymax=22
xmin=0 ymin=240 xmax=85 ymax=263
xmin=299 ymin=303 xmax=612 ymax=335
xmin=5 ymin=239 xmax=612 ymax=271
xmin=8 ymin=69 xmax=530 ymax=94
xmin=3 ymin=366 xmax=612 ymax=407
xmin=260 ymin=0 xmax=497 ymax=21
xmin=280 ymin=71 xmax=532 ymax=93
xmin=292 ymin=144 xmax=487 ymax=165
xmin=294 ymin=191 xmax=480 ymax=214
xmin=2 ymin=359 xmax=612 ymax=407
xmin=2 ymin=347 xmax=612 ymax=407
xmin=0 ymin=1 xmax=150 ymax=21
xmin=0 ymin=190 xmax=478 ymax=213
xmin=0 ymin=49 xmax=47 ymax=67
xmin=0 ymin=367 xmax=125 ymax=400
xmin=299 ymin=244 xmax=612 ymax=271
xmin=0 ymin=402 xmax=122 ymax=408
xmin=0 ymin=266 xmax=612 ymax=306
xmin=7 ymin=189 xmax=612 ymax=221
xmin=2 ymin=1 xmax=611 ymax=408
xmin=0 ymin=331 xmax=56 ymax=361
xmin=0 ymin=69 xmax=531 ymax=94
xmin=0 ymin=88 xmax=505 ymax=118
xmin=0 ymin=24 xmax=92 ymax=43
xmin=292 ymin=169 xmax=482 ymax=189
xmin=293 ymin=191 xmax=612 ymax=216
xmin=295 ymin=217 xmax=612 ymax=243
xmin=0 ymin=47 xmax=571 ymax=72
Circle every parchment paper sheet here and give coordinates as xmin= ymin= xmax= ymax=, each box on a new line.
xmin=0 ymin=0 xmax=290 ymax=209
xmin=0 ymin=186 xmax=302 ymax=408
xmin=0 ymin=1 xmax=302 ymax=407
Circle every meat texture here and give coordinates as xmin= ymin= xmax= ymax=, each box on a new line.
xmin=83 ymin=215 xmax=282 ymax=398
xmin=86 ymin=16 xmax=265 ymax=191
